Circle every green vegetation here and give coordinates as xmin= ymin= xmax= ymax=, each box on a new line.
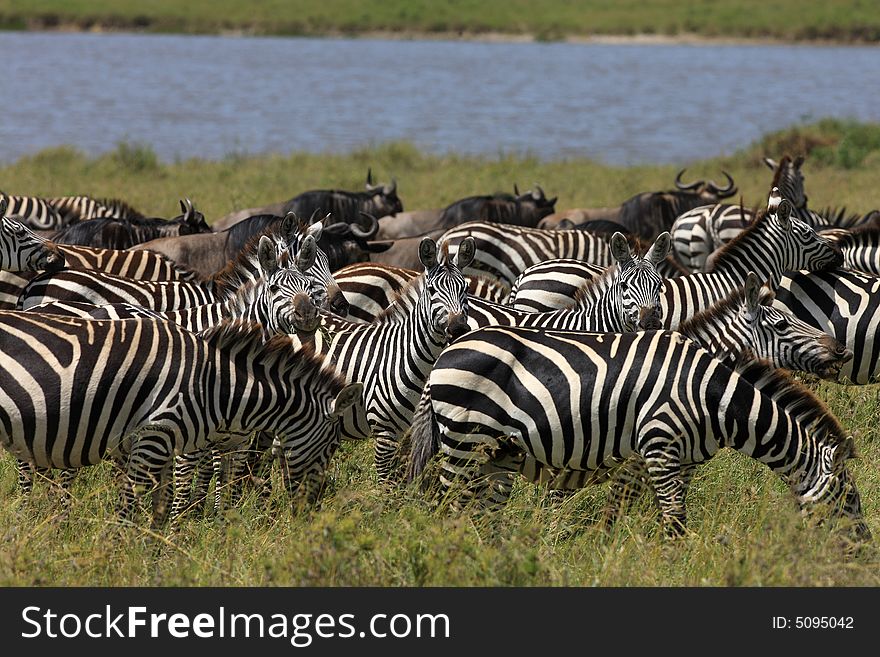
xmin=1 ymin=0 xmax=880 ymax=43
xmin=1 ymin=121 xmax=880 ymax=586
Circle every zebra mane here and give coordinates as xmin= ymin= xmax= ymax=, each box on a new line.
xmin=735 ymin=359 xmax=846 ymax=446
xmin=707 ymin=207 xmax=774 ymax=271
xmin=769 ymin=155 xmax=793 ymax=190
xmin=676 ymin=283 xmax=774 ymax=334
xmin=199 ymin=319 xmax=347 ymax=392
xmin=374 ymin=274 xmax=424 ymax=324
xmin=209 ymin=225 xmax=283 ymax=293
xmin=569 ymin=264 xmax=616 ymax=308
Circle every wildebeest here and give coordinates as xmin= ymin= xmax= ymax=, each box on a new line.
xmin=281 ymin=170 xmax=403 ymax=227
xmin=439 ymin=185 xmax=556 ymax=229
xmin=133 ymin=211 xmax=389 ymax=276
xmin=539 ymin=171 xmax=737 ymax=240
xmin=51 ymin=198 xmax=212 ymax=249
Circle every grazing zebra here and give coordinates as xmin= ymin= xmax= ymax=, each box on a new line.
xmin=407 ymin=327 xmax=869 ymax=540
xmin=0 ymin=241 xmax=200 ymax=310
xmin=294 ymin=236 xmax=475 ymax=483
xmin=333 ymin=262 xmax=511 ymax=323
xmin=1 ymin=211 xmax=66 ymax=273
xmin=0 ymin=315 xmax=369 ymax=526
xmin=439 ymin=220 xmax=684 ymax=286
xmin=773 ymin=268 xmax=880 ymax=385
xmin=19 ymin=218 xmax=345 ymax=314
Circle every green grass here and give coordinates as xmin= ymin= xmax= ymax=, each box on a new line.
xmin=1 ymin=0 xmax=880 ymax=43
xmin=2 ymin=120 xmax=880 ymax=586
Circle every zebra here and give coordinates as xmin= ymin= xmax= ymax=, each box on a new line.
xmin=0 ymin=314 xmax=369 ymax=527
xmin=15 ymin=235 xmax=324 ymax=500
xmin=508 ymin=259 xmax=606 ymax=313
xmin=0 ymin=193 xmax=142 ymax=230
xmin=1 ymin=211 xmax=66 ymax=273
xmin=333 ymin=262 xmax=511 ymax=323
xmin=503 ymin=198 xmax=844 ymax=329
xmin=406 ymin=326 xmax=869 ymax=540
xmin=0 ymin=240 xmax=201 ymax=310
xmin=292 ymin=236 xmax=475 ymax=483
xmin=818 ymin=220 xmax=880 ymax=275
xmin=19 ymin=217 xmax=345 ymax=314
xmin=773 ymin=267 xmax=880 ymax=385
xmin=670 ymin=156 xmax=872 ymax=271
xmin=439 ymin=221 xmax=685 ymax=286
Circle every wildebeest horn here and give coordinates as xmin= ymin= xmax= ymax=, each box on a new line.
xmin=674 ymin=169 xmax=703 ymax=191
xmin=514 ymin=183 xmax=520 ymax=196
xmin=352 ymin=212 xmax=379 ymax=239
xmin=307 ymin=209 xmax=322 ymax=225
xmin=532 ymin=184 xmax=545 ymax=200
xmin=707 ymin=171 xmax=736 ymax=196
xmin=366 ymin=168 xmax=376 ymax=190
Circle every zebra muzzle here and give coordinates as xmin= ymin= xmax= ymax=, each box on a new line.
xmin=291 ymin=294 xmax=320 ymax=334
xmin=637 ymin=307 xmax=662 ymax=330
xmin=445 ymin=312 xmax=469 ymax=341
xmin=41 ymin=251 xmax=66 ymax=272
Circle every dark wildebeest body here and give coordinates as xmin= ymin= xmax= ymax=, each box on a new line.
xmin=281 ymin=170 xmax=403 ymax=227
xmin=439 ymin=187 xmax=556 ymax=231
xmin=51 ymin=199 xmax=212 ymax=249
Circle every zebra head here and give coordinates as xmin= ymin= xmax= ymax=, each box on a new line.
xmin=282 ymin=213 xmax=350 ymax=317
xmin=609 ymin=231 xmax=670 ymax=330
xmin=765 ymin=155 xmax=807 ymax=209
xmin=0 ymin=207 xmax=66 ymax=273
xmin=740 ymin=272 xmax=852 ymax=380
xmin=769 ymin=196 xmax=843 ymax=273
xmin=789 ymin=436 xmax=870 ymax=542
xmin=419 ymin=236 xmax=475 ymax=341
xmin=256 ymin=234 xmax=320 ymax=335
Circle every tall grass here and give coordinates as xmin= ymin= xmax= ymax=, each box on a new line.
xmin=1 ymin=122 xmax=880 ymax=586
xmin=1 ymin=0 xmax=879 ymax=42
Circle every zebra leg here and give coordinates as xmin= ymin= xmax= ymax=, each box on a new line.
xmin=16 ymin=459 xmax=35 ymax=496
xmin=169 ymin=453 xmax=199 ymax=527
xmin=374 ymin=432 xmax=402 ymax=485
xmin=116 ymin=428 xmax=175 ymax=528
xmin=245 ymin=430 xmax=276 ymax=503
xmin=191 ymin=449 xmax=216 ymax=514
xmin=643 ymin=445 xmax=688 ymax=538
xmin=151 ymin=460 xmax=175 ymax=529
xmin=602 ymin=456 xmax=651 ymax=530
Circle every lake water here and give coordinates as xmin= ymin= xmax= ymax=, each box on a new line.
xmin=3 ymin=31 xmax=880 ymax=165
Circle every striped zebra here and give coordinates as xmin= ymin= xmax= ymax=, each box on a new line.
xmin=0 ymin=241 xmax=200 ymax=310
xmin=19 ymin=218 xmax=345 ymax=314
xmin=671 ymin=156 xmax=871 ymax=271
xmin=438 ymin=221 xmax=683 ymax=286
xmin=1 ymin=211 xmax=66 ymax=273
xmin=333 ymin=262 xmax=511 ymax=323
xmin=294 ymin=236 xmax=475 ymax=483
xmin=0 ymin=193 xmax=141 ymax=230
xmin=508 ymin=259 xmax=605 ymax=313
xmin=504 ymin=199 xmax=844 ymax=329
xmin=406 ymin=327 xmax=869 ymax=540
xmin=15 ymin=236 xmax=324 ymax=500
xmin=819 ymin=220 xmax=880 ymax=275
xmin=0 ymin=315 xmax=369 ymax=527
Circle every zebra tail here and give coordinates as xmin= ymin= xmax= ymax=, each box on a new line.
xmin=406 ymin=382 xmax=440 ymax=486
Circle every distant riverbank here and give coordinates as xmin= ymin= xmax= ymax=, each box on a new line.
xmin=2 ymin=0 xmax=879 ymax=45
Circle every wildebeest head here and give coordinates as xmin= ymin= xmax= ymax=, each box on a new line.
xmin=317 ymin=211 xmax=392 ymax=270
xmin=513 ymin=183 xmax=557 ymax=222
xmin=176 ymin=198 xmax=213 ymax=234
xmin=365 ymin=168 xmax=404 ymax=217
xmin=673 ymin=169 xmax=738 ymax=201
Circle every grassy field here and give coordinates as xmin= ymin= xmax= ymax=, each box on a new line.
xmin=1 ymin=0 xmax=880 ymax=43
xmin=1 ymin=120 xmax=880 ymax=586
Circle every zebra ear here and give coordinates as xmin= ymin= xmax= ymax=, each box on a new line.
xmin=0 ymin=195 xmax=6 ymax=217
xmin=646 ymin=231 xmax=672 ymax=264
xmin=775 ymin=199 xmax=793 ymax=230
xmin=763 ymin=157 xmax=778 ymax=171
xmin=833 ymin=436 xmax=858 ymax=470
xmin=307 ymin=219 xmax=324 ymax=242
xmin=743 ymin=272 xmax=761 ymax=314
xmin=455 ymin=237 xmax=476 ymax=270
xmin=419 ymin=237 xmax=438 ymax=269
xmin=794 ymin=155 xmax=805 ymax=169
xmin=610 ymin=232 xmax=631 ymax=264
xmin=331 ymin=382 xmax=364 ymax=419
xmin=257 ymin=235 xmax=279 ymax=274
xmin=296 ymin=235 xmax=317 ymax=272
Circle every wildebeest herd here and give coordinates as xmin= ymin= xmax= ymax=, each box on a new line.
xmin=0 ymin=157 xmax=878 ymax=543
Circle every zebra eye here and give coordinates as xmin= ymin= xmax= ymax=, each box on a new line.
xmin=269 ymin=284 xmax=280 ymax=294
xmin=774 ymin=318 xmax=789 ymax=330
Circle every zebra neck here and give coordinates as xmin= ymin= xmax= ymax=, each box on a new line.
xmin=677 ymin=309 xmax=749 ymax=366
xmin=709 ymin=227 xmax=786 ymax=287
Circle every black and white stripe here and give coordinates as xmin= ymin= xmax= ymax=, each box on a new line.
xmin=1 ymin=211 xmax=66 ymax=273
xmin=0 ymin=315 xmax=368 ymax=527
xmin=407 ymin=326 xmax=868 ymax=539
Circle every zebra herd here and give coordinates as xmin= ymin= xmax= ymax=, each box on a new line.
xmin=0 ymin=157 xmax=877 ymax=544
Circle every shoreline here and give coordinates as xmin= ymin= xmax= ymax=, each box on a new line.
xmin=3 ymin=21 xmax=879 ymax=48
